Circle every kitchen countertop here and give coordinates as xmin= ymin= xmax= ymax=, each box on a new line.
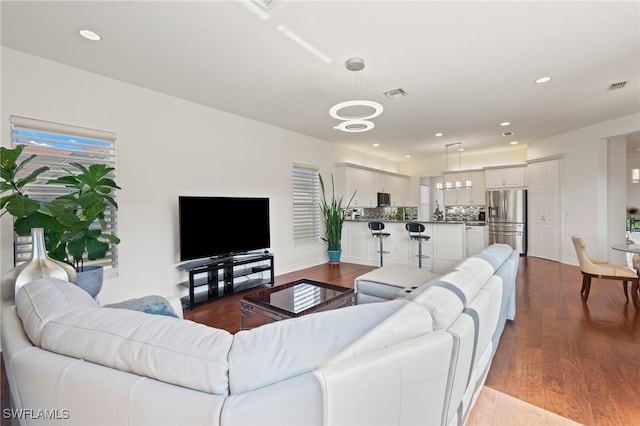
xmin=345 ymin=219 xmax=477 ymax=225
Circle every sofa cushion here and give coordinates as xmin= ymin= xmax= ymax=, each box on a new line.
xmin=327 ymin=301 xmax=434 ymax=365
xmin=355 ymin=265 xmax=440 ymax=301
xmin=40 ymin=305 xmax=233 ymax=395
xmin=228 ymin=299 xmax=419 ymax=394
xmin=105 ymin=295 xmax=179 ymax=318
xmin=408 ymin=267 xmax=490 ymax=330
xmin=473 ymin=243 xmax=513 ymax=270
xmin=16 ymin=277 xmax=98 ymax=346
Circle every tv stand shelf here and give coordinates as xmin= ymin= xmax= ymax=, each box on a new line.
xmin=180 ymin=253 xmax=274 ymax=309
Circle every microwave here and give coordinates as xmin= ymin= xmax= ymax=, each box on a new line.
xmin=377 ymin=192 xmax=391 ymax=207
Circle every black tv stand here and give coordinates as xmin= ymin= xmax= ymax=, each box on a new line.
xmin=180 ymin=253 xmax=274 ymax=309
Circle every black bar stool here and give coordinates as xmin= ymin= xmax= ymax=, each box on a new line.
xmin=368 ymin=221 xmax=390 ymax=267
xmin=406 ymin=222 xmax=430 ymax=268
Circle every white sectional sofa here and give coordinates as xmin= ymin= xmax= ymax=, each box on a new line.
xmin=1 ymin=244 xmax=519 ymax=426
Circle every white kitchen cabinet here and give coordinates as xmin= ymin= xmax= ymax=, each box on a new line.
xmin=470 ymin=171 xmax=486 ymax=205
xmin=340 ymin=221 xmax=462 ymax=272
xmin=528 ymin=159 xmax=561 ymax=261
xmin=337 ymin=166 xmax=376 ymax=207
xmin=465 ymin=225 xmax=489 ymax=257
xmin=485 ymin=166 xmax=527 ymax=188
xmin=336 ymin=164 xmax=412 ymax=207
xmin=431 ymin=223 xmax=465 ymax=273
xmin=443 ymin=170 xmax=484 ymax=206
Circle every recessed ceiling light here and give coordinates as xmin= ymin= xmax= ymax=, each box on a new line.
xmin=535 ymin=76 xmax=552 ymax=84
xmin=78 ymin=29 xmax=101 ymax=41
xmin=435 ymin=132 xmax=444 ymax=137
xmin=458 ymin=148 xmax=464 ymax=152
xmin=510 ymin=141 xmax=519 ymax=145
xmin=373 ymin=143 xmax=380 ymax=147
xmin=500 ymin=122 xmax=511 ymax=127
xmin=405 ymin=155 xmax=412 ymax=158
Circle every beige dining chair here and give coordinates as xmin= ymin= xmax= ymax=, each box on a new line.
xmin=571 ymin=234 xmax=638 ymax=304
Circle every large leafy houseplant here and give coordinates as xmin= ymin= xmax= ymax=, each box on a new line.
xmin=0 ymin=145 xmax=55 ymax=235
xmin=46 ymin=163 xmax=121 ymax=271
xmin=319 ymin=173 xmax=355 ymax=258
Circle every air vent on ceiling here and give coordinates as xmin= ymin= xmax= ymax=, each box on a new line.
xmin=383 ymin=88 xmax=408 ymax=100
xmin=607 ymin=81 xmax=629 ymax=91
xmin=502 ymin=131 xmax=514 ymax=136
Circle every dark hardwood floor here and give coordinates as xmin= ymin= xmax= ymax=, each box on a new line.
xmin=2 ymin=257 xmax=638 ymax=425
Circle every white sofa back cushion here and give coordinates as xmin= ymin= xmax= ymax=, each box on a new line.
xmin=228 ymin=299 xmax=416 ymax=394
xmin=41 ymin=307 xmax=233 ymax=395
xmin=16 ymin=277 xmax=98 ymax=346
xmin=16 ymin=279 xmax=233 ymax=395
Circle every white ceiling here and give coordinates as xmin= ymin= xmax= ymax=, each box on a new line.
xmin=2 ymin=1 xmax=639 ymax=161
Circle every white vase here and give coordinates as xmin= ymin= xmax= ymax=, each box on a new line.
xmin=1 ymin=228 xmax=77 ymax=304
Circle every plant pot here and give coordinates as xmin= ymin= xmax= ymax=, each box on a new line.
xmin=327 ymin=250 xmax=342 ymax=263
xmin=76 ymin=265 xmax=104 ymax=298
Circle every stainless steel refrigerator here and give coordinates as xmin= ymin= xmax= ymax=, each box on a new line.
xmin=486 ymin=189 xmax=527 ymax=254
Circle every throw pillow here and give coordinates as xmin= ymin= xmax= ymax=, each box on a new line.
xmin=105 ymin=295 xmax=179 ymax=318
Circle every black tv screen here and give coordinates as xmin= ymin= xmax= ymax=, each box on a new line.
xmin=179 ymin=196 xmax=270 ymax=261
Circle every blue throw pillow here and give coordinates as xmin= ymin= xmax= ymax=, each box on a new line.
xmin=105 ymin=295 xmax=179 ymax=318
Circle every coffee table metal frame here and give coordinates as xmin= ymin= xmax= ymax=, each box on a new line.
xmin=240 ymin=278 xmax=355 ymax=329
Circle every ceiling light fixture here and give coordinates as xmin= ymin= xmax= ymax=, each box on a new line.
xmin=78 ymin=29 xmax=101 ymax=41
xmin=500 ymin=122 xmax=511 ymax=126
xmin=333 ymin=120 xmax=375 ymax=132
xmin=535 ymin=76 xmax=552 ymax=84
xmin=329 ymin=100 xmax=383 ymax=121
xmin=435 ymin=132 xmax=444 ymax=137
xmin=510 ymin=141 xmax=519 ymax=145
xmin=440 ymin=142 xmax=471 ymax=190
xmin=330 ymin=57 xmax=383 ymax=133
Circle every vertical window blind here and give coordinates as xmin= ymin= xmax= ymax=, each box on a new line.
xmin=9 ymin=115 xmax=119 ymax=276
xmin=292 ymin=164 xmax=320 ymax=245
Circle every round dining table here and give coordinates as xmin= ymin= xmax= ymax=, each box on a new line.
xmin=611 ymin=242 xmax=640 ymax=309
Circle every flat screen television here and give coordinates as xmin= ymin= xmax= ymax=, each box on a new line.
xmin=178 ymin=196 xmax=270 ymax=261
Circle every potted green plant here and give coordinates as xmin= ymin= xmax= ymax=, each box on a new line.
xmin=1 ymin=145 xmax=77 ymax=301
xmin=319 ymin=173 xmax=356 ymax=263
xmin=45 ymin=162 xmax=121 ymax=297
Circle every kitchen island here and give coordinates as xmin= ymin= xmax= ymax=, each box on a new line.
xmin=341 ymin=220 xmax=468 ymax=273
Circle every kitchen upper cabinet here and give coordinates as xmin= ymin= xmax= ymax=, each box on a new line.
xmin=485 ymin=166 xmax=527 ymax=188
xmin=337 ymin=166 xmax=376 ymax=207
xmin=443 ymin=170 xmax=485 ymax=206
xmin=470 ymin=171 xmax=486 ymax=205
xmin=336 ymin=164 xmax=411 ymax=207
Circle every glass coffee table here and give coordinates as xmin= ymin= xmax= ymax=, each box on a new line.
xmin=240 ymin=279 xmax=355 ymax=329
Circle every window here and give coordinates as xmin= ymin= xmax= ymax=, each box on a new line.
xmin=292 ymin=164 xmax=320 ymax=245
xmin=9 ymin=115 xmax=118 ymax=276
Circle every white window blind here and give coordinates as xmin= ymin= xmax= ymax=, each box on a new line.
xmin=9 ymin=115 xmax=119 ymax=276
xmin=292 ymin=164 xmax=320 ymax=245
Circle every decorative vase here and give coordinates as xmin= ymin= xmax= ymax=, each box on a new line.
xmin=76 ymin=265 xmax=104 ymax=298
xmin=1 ymin=227 xmax=77 ymax=304
xmin=327 ymin=249 xmax=342 ymax=263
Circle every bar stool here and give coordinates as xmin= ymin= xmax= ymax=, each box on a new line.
xmin=406 ymin=222 xmax=430 ymax=268
xmin=368 ymin=221 xmax=390 ymax=267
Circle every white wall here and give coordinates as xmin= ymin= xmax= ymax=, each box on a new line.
xmin=0 ymin=48 xmax=397 ymax=304
xmin=526 ymin=113 xmax=640 ymax=264
xmin=400 ymin=144 xmax=527 ymax=177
